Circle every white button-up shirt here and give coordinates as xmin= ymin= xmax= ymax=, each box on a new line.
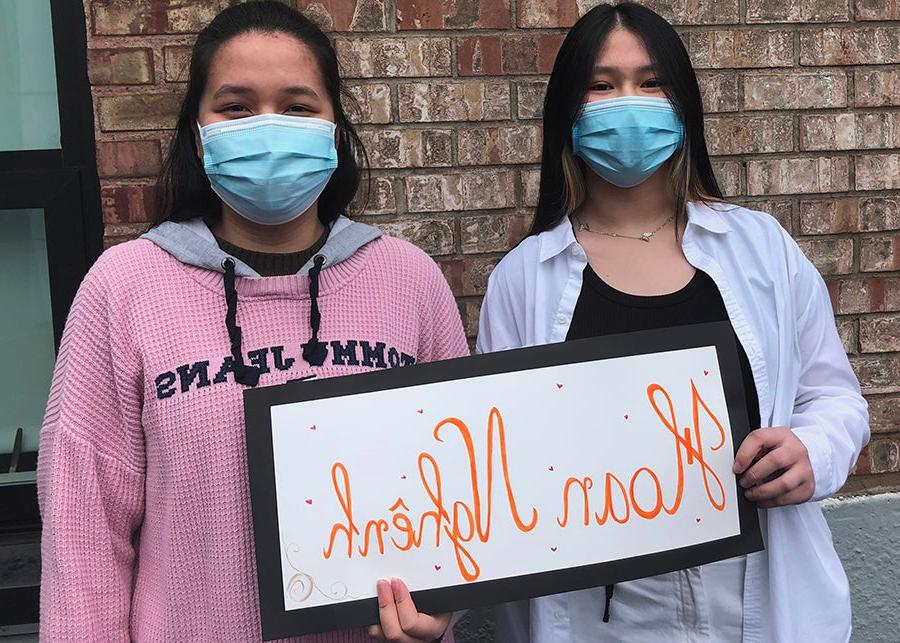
xmin=476 ymin=202 xmax=869 ymax=643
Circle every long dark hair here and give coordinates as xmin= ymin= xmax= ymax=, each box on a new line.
xmin=529 ymin=2 xmax=721 ymax=236
xmin=155 ymin=0 xmax=366 ymax=225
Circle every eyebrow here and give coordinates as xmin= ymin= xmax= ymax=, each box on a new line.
xmin=592 ymin=64 xmax=657 ymax=75
xmin=212 ymin=84 xmax=321 ymax=99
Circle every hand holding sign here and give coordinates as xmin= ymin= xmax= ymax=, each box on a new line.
xmin=733 ymin=427 xmax=814 ymax=508
xmin=367 ymin=579 xmax=452 ymax=643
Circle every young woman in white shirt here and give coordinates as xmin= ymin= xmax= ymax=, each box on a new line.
xmin=477 ymin=3 xmax=869 ymax=641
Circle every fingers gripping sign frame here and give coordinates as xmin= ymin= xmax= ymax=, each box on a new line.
xmin=244 ymin=322 xmax=763 ymax=640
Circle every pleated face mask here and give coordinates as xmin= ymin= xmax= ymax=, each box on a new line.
xmin=198 ymin=114 xmax=339 ymax=226
xmin=571 ymin=96 xmax=685 ymax=188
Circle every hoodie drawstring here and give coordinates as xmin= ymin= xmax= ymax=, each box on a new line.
xmin=222 ymin=258 xmax=261 ymax=387
xmin=603 ymin=584 xmax=615 ymax=623
xmin=221 ymin=253 xmax=327 ymax=386
xmin=301 ymin=254 xmax=328 ymax=367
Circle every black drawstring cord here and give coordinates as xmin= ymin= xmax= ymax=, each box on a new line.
xmin=301 ymin=254 xmax=328 ymax=366
xmin=603 ymin=584 xmax=615 ymax=623
xmin=222 ymin=258 xmax=261 ymax=387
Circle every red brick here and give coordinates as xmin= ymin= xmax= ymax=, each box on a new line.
xmin=516 ymin=80 xmax=548 ymax=120
xmin=855 ymin=0 xmax=900 ymax=20
xmin=868 ymin=396 xmax=900 ymax=433
xmin=297 ymin=0 xmax=387 ymax=31
xmin=101 ymin=183 xmax=157 ymax=223
xmin=439 ymin=256 xmax=500 ymax=297
xmin=800 ymin=198 xmax=860 ymax=235
xmin=351 ymin=176 xmax=395 ymax=215
xmin=163 ymin=45 xmax=191 ymax=83
xmin=345 ymin=83 xmax=392 ymax=124
xmin=359 ymin=129 xmax=452 ymax=169
xmin=860 ymin=314 xmax=900 ymax=353
xmin=378 ymin=217 xmax=456 ymax=256
xmin=638 ymin=0 xmax=740 ymax=24
xmin=458 ymin=299 xmax=482 ymax=337
xmin=87 ymin=48 xmax=154 ymax=85
xmin=860 ymin=235 xmax=900 ymax=272
xmin=835 ymin=317 xmax=858 ymax=354
xmin=97 ymin=140 xmax=162 ymax=179
xmin=830 ymin=277 xmax=900 ymax=314
xmin=704 ymin=115 xmax=793 ymax=156
xmin=747 ymin=157 xmax=850 ymax=196
xmin=869 ymin=438 xmax=900 ymax=474
xmin=851 ymin=354 xmax=900 ymax=394
xmin=743 ymin=72 xmax=847 ymax=110
xmin=800 ymin=27 xmax=900 ymax=66
xmin=685 ymin=29 xmax=793 ymax=68
xmin=398 ymin=81 xmax=510 ymax=123
xmin=516 ymin=0 xmax=739 ymax=27
xmin=335 ymin=37 xmax=451 ymax=78
xmin=457 ymin=35 xmax=563 ymax=76
xmin=801 ymin=112 xmax=900 ymax=151
xmin=97 ymin=94 xmax=182 ymax=132
xmin=697 ymin=72 xmax=739 ymax=113
xmin=92 ymin=0 xmax=219 ymax=35
xmin=747 ymin=0 xmax=849 ymax=22
xmin=860 ymin=197 xmax=900 ymax=232
xmin=521 ymin=168 xmax=541 ymax=208
xmin=856 ymin=154 xmax=900 ymax=191
xmin=797 ymin=238 xmax=854 ymax=276
xmin=515 ymin=0 xmax=581 ymax=28
xmin=405 ymin=170 xmax=516 ymax=213
xmin=457 ymin=125 xmax=542 ymax=165
xmin=736 ymin=199 xmax=794 ymax=233
xmin=460 ymin=212 xmax=532 ymax=253
xmin=712 ymin=160 xmax=742 ymax=197
xmin=103 ymin=222 xmax=151 ymax=248
xmin=396 ymin=0 xmax=510 ymax=30
xmin=854 ymin=70 xmax=900 ymax=107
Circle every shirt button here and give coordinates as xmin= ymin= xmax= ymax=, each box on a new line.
xmin=556 ymin=314 xmax=568 ymax=325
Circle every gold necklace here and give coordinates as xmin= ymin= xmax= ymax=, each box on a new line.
xmin=575 ymin=214 xmax=674 ymax=242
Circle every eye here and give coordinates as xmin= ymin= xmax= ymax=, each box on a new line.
xmin=222 ymin=104 xmax=250 ymax=114
xmin=589 ymin=81 xmax=613 ymax=91
xmin=286 ymin=105 xmax=312 ymax=114
xmin=642 ymin=78 xmax=664 ymax=89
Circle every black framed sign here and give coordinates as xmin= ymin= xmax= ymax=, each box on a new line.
xmin=244 ymin=322 xmax=763 ymax=640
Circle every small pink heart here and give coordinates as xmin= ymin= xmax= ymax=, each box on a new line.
xmin=400 ymin=475 xmax=407 ymax=480
xmin=417 ymin=409 xmax=424 ymax=414
xmin=310 ymin=424 xmax=317 ymax=431
xmin=624 ymin=414 xmax=629 ymax=420
xmin=703 ymin=370 xmax=709 ymax=376
xmin=434 ymin=565 xmax=441 ymax=571
xmin=548 ymin=466 xmax=554 ymax=472
xmin=556 ymin=383 xmax=563 ymax=389
xmin=695 ymin=517 xmax=701 ymax=523
xmin=550 ymin=546 xmax=558 ymax=552
xmin=305 ymin=499 xmax=313 ymax=505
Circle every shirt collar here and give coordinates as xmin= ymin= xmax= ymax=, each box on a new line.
xmin=537 ymin=201 xmax=731 ymax=263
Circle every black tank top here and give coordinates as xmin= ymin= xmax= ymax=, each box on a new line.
xmin=566 ymin=265 xmax=761 ymax=429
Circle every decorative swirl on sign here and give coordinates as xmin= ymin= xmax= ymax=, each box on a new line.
xmin=283 ymin=542 xmax=359 ymax=604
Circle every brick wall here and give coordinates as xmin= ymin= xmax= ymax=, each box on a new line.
xmin=83 ymin=0 xmax=899 ymax=493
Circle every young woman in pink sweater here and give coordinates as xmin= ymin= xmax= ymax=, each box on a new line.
xmin=37 ymin=2 xmax=467 ymax=641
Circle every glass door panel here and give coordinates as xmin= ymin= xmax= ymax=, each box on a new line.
xmin=0 ymin=0 xmax=61 ymax=151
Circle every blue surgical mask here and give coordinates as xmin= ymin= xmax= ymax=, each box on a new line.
xmin=571 ymin=96 xmax=685 ymax=188
xmin=198 ymin=114 xmax=339 ymax=226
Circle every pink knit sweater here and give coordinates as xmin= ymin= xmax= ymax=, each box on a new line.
xmin=37 ymin=234 xmax=469 ymax=641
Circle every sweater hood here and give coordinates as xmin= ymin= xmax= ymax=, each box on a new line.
xmin=140 ymin=214 xmax=382 ymax=277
